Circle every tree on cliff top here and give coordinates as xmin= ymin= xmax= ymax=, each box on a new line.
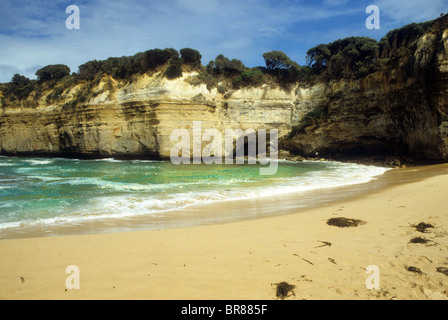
xmin=306 ymin=37 xmax=379 ymax=78
xmin=165 ymin=56 xmax=183 ymax=79
xmin=78 ymin=60 xmax=102 ymax=80
xmin=180 ymin=48 xmax=202 ymax=67
xmin=262 ymin=51 xmax=303 ymax=85
xmin=207 ymin=54 xmax=246 ymax=76
xmin=263 ymin=51 xmax=299 ymax=71
xmin=77 ymin=48 xmax=180 ymax=80
xmin=11 ymin=74 xmax=31 ymax=87
xmin=379 ymin=21 xmax=432 ymax=58
xmin=36 ymin=64 xmax=71 ymax=82
xmin=141 ymin=48 xmax=178 ymax=72
xmin=4 ymin=74 xmax=34 ymax=101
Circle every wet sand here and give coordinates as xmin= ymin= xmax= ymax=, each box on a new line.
xmin=0 ymin=164 xmax=448 ymax=300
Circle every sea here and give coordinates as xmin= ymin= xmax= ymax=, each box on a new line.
xmin=0 ymin=156 xmax=390 ymax=238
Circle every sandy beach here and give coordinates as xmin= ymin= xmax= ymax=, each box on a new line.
xmin=1 ymin=164 xmax=448 ymax=300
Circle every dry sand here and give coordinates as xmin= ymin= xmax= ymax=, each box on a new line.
xmin=1 ymin=164 xmax=448 ymax=300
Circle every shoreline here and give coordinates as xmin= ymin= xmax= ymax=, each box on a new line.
xmin=0 ymin=161 xmax=445 ymax=241
xmin=0 ymin=163 xmax=447 ymax=299
xmin=1 ymin=160 xmax=391 ymax=240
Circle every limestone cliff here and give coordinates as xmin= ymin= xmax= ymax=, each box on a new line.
xmin=283 ymin=16 xmax=448 ymax=163
xmin=0 ymin=72 xmax=303 ymax=159
xmin=0 ymin=16 xmax=447 ymax=163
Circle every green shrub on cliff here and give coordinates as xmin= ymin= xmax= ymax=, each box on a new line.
xmin=232 ymin=68 xmax=264 ymax=88
xmin=102 ymin=56 xmax=134 ymax=79
xmin=165 ymin=57 xmax=183 ymax=79
xmin=11 ymin=74 xmax=31 ymax=87
xmin=180 ymin=48 xmax=202 ymax=67
xmin=262 ymin=51 xmax=303 ymax=85
xmin=380 ymin=22 xmax=432 ymax=51
xmin=77 ymin=48 xmax=180 ymax=80
xmin=78 ymin=60 xmax=102 ymax=80
xmin=263 ymin=51 xmax=298 ymax=71
xmin=306 ymin=37 xmax=379 ymax=78
xmin=10 ymin=84 xmax=34 ymax=101
xmin=140 ymin=48 xmax=176 ymax=72
xmin=288 ymin=105 xmax=329 ymax=137
xmin=45 ymin=86 xmax=64 ymax=103
xmin=207 ymin=55 xmax=246 ymax=76
xmin=36 ymin=64 xmax=71 ymax=82
xmin=4 ymin=74 xmax=35 ymax=101
xmin=301 ymin=106 xmax=329 ymax=126
xmin=189 ymin=70 xmax=217 ymax=90
xmin=202 ymin=51 xmax=306 ymax=89
xmin=305 ymin=19 xmax=437 ymax=80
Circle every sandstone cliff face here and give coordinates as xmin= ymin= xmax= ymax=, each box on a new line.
xmin=0 ymin=73 xmax=303 ymax=159
xmin=0 ymin=18 xmax=447 ymax=163
xmin=282 ymin=18 xmax=448 ymax=162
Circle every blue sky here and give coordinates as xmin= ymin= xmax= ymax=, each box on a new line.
xmin=0 ymin=0 xmax=446 ymax=83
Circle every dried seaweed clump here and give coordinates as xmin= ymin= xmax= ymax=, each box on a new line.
xmin=327 ymin=217 xmax=366 ymax=228
xmin=274 ymin=282 xmax=296 ymax=300
xmin=436 ymin=267 xmax=448 ymax=277
xmin=411 ymin=222 xmax=435 ymax=233
xmin=407 ymin=266 xmax=423 ymax=275
xmin=409 ymin=237 xmax=429 ymax=244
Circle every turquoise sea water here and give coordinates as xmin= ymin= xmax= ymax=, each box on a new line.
xmin=0 ymin=156 xmax=389 ymax=235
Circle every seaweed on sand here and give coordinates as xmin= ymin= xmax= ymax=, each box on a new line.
xmin=411 ymin=222 xmax=435 ymax=233
xmin=274 ymin=282 xmax=296 ymax=300
xmin=409 ymin=237 xmax=429 ymax=244
xmin=316 ymin=241 xmax=332 ymax=248
xmin=407 ymin=266 xmax=423 ymax=275
xmin=327 ymin=217 xmax=366 ymax=228
xmin=436 ymin=267 xmax=448 ymax=276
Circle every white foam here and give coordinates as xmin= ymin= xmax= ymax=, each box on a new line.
xmin=60 ymin=177 xmax=166 ymax=191
xmin=92 ymin=158 xmax=125 ymax=163
xmin=59 ymin=176 xmax=208 ymax=192
xmin=131 ymin=160 xmax=162 ymax=163
xmin=0 ymin=163 xmax=17 ymax=167
xmin=0 ymin=161 xmax=390 ymax=230
xmin=78 ymin=162 xmax=390 ymax=219
xmin=26 ymin=175 xmax=66 ymax=182
xmin=22 ymin=159 xmax=55 ymax=166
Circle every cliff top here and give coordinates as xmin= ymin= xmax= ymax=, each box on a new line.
xmin=1 ymin=13 xmax=447 ymax=110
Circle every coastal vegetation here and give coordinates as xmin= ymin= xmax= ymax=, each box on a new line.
xmin=0 ymin=14 xmax=445 ymax=116
xmin=287 ymin=106 xmax=330 ymax=138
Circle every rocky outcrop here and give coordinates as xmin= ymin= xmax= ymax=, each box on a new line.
xmin=282 ymin=17 xmax=448 ymax=163
xmin=0 ymin=73 xmax=302 ymax=159
xmin=0 ymin=17 xmax=447 ymax=163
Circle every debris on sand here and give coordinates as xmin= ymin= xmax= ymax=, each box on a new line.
xmin=327 ymin=217 xmax=366 ymax=228
xmin=411 ymin=222 xmax=435 ymax=233
xmin=409 ymin=237 xmax=429 ymax=244
xmin=407 ymin=266 xmax=423 ymax=275
xmin=436 ymin=267 xmax=448 ymax=276
xmin=316 ymin=241 xmax=332 ymax=248
xmin=274 ymin=282 xmax=296 ymax=300
xmin=293 ymin=254 xmax=314 ymax=265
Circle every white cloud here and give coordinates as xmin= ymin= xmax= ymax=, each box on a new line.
xmin=376 ymin=0 xmax=446 ymax=26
